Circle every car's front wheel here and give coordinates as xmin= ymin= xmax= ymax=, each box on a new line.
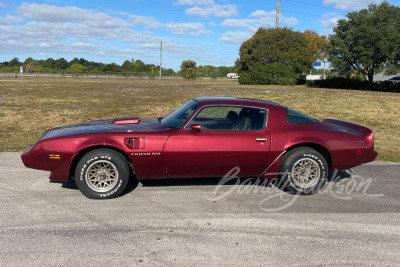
xmin=279 ymin=147 xmax=328 ymax=195
xmin=75 ymin=149 xmax=130 ymax=199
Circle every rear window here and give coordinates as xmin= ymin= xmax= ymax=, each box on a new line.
xmin=287 ymin=108 xmax=318 ymax=124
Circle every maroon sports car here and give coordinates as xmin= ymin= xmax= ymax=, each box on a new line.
xmin=21 ymin=97 xmax=377 ymax=199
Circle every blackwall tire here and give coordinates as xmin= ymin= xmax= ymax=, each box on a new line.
xmin=75 ymin=149 xmax=130 ymax=199
xmin=279 ymin=147 xmax=328 ymax=195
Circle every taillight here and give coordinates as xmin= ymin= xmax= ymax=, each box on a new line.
xmin=366 ymin=132 xmax=374 ymax=148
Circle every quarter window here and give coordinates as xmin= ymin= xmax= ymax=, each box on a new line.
xmin=188 ymin=106 xmax=266 ymax=131
xmin=287 ymin=108 xmax=318 ymax=124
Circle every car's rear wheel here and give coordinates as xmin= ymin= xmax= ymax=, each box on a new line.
xmin=75 ymin=149 xmax=130 ymax=199
xmin=279 ymin=147 xmax=328 ymax=195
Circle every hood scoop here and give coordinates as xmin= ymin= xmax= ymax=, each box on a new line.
xmin=111 ymin=117 xmax=140 ymax=125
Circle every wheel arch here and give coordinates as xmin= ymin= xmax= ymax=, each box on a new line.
xmin=284 ymin=143 xmax=332 ymax=169
xmin=69 ymin=145 xmax=135 ymax=181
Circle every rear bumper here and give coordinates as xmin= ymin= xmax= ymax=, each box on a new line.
xmin=364 ymin=149 xmax=378 ymax=164
xmin=332 ymin=148 xmax=378 ymax=170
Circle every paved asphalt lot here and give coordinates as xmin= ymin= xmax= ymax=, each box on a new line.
xmin=1 ymin=152 xmax=399 ymax=266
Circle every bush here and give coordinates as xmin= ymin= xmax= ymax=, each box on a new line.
xmin=239 ymin=63 xmax=298 ymax=85
xmin=307 ymin=77 xmax=400 ymax=93
xmin=238 ymin=27 xmax=313 ymax=85
xmin=182 ymin=68 xmax=199 ymax=80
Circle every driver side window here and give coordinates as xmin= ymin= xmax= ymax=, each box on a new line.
xmin=188 ymin=106 xmax=266 ymax=131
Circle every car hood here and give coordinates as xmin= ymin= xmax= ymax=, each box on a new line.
xmin=39 ymin=119 xmax=170 ymax=141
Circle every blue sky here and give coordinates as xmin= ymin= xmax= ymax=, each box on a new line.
xmin=1 ymin=0 xmax=399 ymax=70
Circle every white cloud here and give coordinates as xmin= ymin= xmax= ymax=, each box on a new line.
xmin=283 ymin=17 xmax=299 ymax=27
xmin=175 ymin=0 xmax=238 ymax=18
xmin=165 ymin=22 xmax=212 ymax=36
xmin=0 ymin=15 xmax=25 ymax=25
xmin=320 ymin=13 xmax=345 ymax=34
xmin=322 ymin=0 xmax=381 ymax=11
xmin=221 ymin=19 xmax=257 ymax=31
xmin=16 ymin=3 xmax=130 ymax=29
xmin=222 ymin=10 xmax=298 ymax=29
xmin=219 ymin=31 xmax=254 ymax=43
xmin=0 ymin=3 xmax=6 ymax=9
xmin=136 ymin=41 xmax=188 ymax=53
xmin=0 ymin=5 xmax=161 ymax=57
xmin=127 ymin=14 xmax=163 ymax=29
xmin=220 ymin=9 xmax=299 ymax=42
xmin=16 ymin=3 xmax=97 ymax=22
xmin=250 ymin=10 xmax=269 ymax=18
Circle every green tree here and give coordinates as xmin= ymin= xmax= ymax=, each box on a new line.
xmin=69 ymin=63 xmax=87 ymax=74
xmin=180 ymin=60 xmax=198 ymax=79
xmin=8 ymin=57 xmax=21 ymax=67
xmin=24 ymin=57 xmax=35 ymax=65
xmin=103 ymin=63 xmax=122 ymax=72
xmin=328 ymin=1 xmax=400 ymax=83
xmin=42 ymin=58 xmax=55 ymax=70
xmin=237 ymin=27 xmax=313 ymax=85
xmin=180 ymin=60 xmax=197 ymax=72
xmin=198 ymin=65 xmax=216 ymax=77
xmin=183 ymin=68 xmax=198 ymax=79
xmin=162 ymin=68 xmax=175 ymax=76
xmin=54 ymin=58 xmax=68 ymax=69
xmin=122 ymin=60 xmax=134 ymax=71
xmin=133 ymin=60 xmax=147 ymax=72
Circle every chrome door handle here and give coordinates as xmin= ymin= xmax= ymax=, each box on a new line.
xmin=256 ymin=138 xmax=267 ymax=142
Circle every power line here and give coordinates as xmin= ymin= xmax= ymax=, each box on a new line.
xmin=285 ymin=0 xmax=338 ymax=11
xmin=283 ymin=10 xmax=327 ymax=18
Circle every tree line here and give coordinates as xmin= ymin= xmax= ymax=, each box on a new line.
xmin=0 ymin=57 xmax=175 ymax=76
xmin=0 ymin=57 xmax=237 ymax=78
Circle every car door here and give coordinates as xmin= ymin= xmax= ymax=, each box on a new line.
xmin=163 ymin=105 xmax=271 ymax=178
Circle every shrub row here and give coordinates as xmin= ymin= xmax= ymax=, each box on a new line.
xmin=306 ymin=78 xmax=400 ymax=93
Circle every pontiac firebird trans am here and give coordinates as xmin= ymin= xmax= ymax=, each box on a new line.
xmin=21 ymin=97 xmax=378 ymax=199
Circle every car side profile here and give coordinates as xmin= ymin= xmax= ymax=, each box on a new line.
xmin=21 ymin=97 xmax=377 ymax=199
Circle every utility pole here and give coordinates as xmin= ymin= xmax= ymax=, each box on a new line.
xmin=276 ymin=0 xmax=280 ymax=28
xmin=159 ymin=41 xmax=162 ymax=80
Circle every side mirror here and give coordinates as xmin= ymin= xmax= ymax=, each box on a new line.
xmin=190 ymin=124 xmax=201 ymax=132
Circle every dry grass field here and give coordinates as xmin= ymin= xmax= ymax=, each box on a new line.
xmin=0 ymin=76 xmax=399 ymax=162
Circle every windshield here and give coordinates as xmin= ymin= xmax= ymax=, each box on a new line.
xmin=161 ymin=100 xmax=199 ymax=129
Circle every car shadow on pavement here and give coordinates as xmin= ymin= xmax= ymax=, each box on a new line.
xmin=327 ymin=170 xmax=351 ymax=182
xmin=51 ymin=170 xmax=351 ymax=196
xmin=52 ymin=173 xmax=141 ymax=197
xmin=140 ymin=170 xmax=351 ymax=194
xmin=49 ymin=179 xmax=78 ymax=189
